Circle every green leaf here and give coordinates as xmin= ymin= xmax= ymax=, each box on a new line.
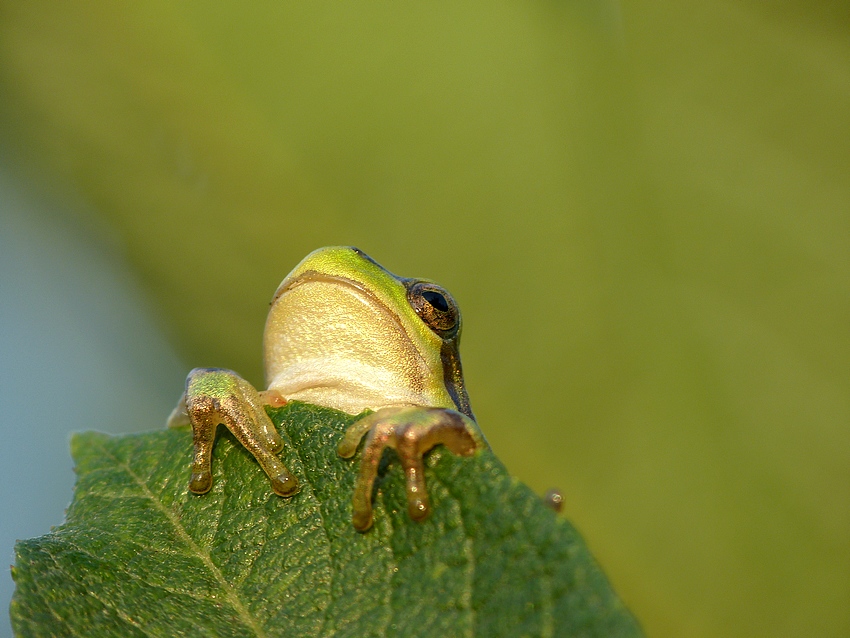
xmin=11 ymin=402 xmax=641 ymax=637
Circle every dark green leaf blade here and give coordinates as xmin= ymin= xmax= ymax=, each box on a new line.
xmin=11 ymin=402 xmax=641 ymax=637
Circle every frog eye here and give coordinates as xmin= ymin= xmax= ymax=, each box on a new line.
xmin=407 ymin=282 xmax=460 ymax=339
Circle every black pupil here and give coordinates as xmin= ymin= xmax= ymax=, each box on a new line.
xmin=422 ymin=290 xmax=449 ymax=312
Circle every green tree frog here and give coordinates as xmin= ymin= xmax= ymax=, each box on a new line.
xmin=169 ymin=246 xmax=485 ymax=531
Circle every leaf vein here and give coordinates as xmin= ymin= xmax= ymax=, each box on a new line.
xmin=93 ymin=436 xmax=270 ymax=638
xmin=39 ymin=543 xmax=153 ymax=638
xmin=54 ymin=532 xmax=241 ymax=606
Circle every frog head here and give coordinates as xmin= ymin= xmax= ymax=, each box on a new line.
xmin=264 ymin=246 xmax=473 ymax=419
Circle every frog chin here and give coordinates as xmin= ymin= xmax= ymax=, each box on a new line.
xmin=263 ymin=273 xmax=452 ymax=414
xmin=266 ymin=359 xmax=453 ymax=415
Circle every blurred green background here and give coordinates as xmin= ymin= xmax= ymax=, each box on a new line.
xmin=1 ymin=2 xmax=848 ymax=636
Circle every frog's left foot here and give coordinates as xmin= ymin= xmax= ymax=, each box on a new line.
xmin=337 ymin=406 xmax=483 ymax=532
xmin=184 ymin=368 xmax=299 ymax=498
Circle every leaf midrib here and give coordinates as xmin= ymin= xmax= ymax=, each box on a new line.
xmin=94 ymin=437 xmax=268 ymax=638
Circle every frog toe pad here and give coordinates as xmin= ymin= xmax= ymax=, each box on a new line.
xmin=270 ymin=473 xmax=300 ymax=497
xmin=189 ymin=471 xmax=213 ymax=495
xmin=338 ymin=406 xmax=482 ymax=532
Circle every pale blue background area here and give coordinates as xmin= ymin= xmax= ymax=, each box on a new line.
xmin=0 ymin=162 xmax=186 ymax=636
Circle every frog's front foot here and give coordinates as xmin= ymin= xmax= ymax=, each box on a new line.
xmin=182 ymin=368 xmax=299 ymax=497
xmin=337 ymin=406 xmax=483 ymax=531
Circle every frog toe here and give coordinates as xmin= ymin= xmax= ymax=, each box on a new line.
xmin=189 ymin=471 xmax=213 ymax=495
xmin=396 ymin=442 xmax=431 ymax=521
xmin=340 ymin=406 xmax=483 ymax=531
xmin=270 ymin=472 xmax=299 ymax=497
xmin=352 ymin=508 xmax=373 ymax=533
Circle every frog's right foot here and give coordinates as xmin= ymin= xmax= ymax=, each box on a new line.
xmin=184 ymin=368 xmax=299 ymax=497
xmin=337 ymin=406 xmax=483 ymax=531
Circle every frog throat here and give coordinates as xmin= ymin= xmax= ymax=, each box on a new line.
xmin=264 ymin=269 xmax=470 ymax=417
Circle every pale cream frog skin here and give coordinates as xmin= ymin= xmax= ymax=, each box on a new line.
xmin=170 ymin=246 xmax=484 ymax=531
